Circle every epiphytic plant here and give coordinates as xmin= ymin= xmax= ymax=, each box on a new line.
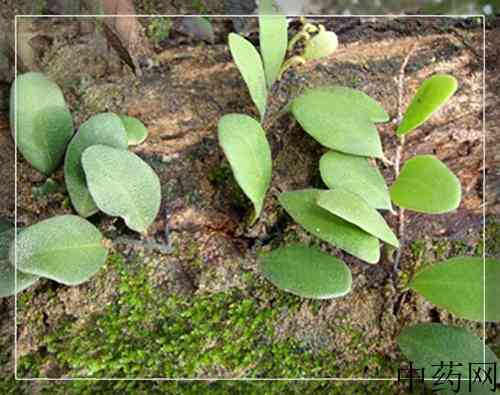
xmin=1 ymin=72 xmax=161 ymax=297
xmin=398 ymin=322 xmax=499 ymax=394
xmin=218 ymin=9 xmax=463 ymax=299
xmin=397 ymin=256 xmax=500 ymax=393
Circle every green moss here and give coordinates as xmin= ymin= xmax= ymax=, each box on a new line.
xmin=432 ymin=239 xmax=450 ymax=260
xmin=410 ymin=235 xmax=479 ymax=267
xmin=27 ymin=380 xmax=399 ymax=394
xmin=191 ymin=0 xmax=208 ymax=13
xmin=485 ymin=218 xmax=500 ymax=257
xmin=0 ymin=379 xmax=31 ymax=395
xmin=147 ymin=18 xmax=171 ymax=46
xmin=17 ymin=252 xmax=397 ymax=387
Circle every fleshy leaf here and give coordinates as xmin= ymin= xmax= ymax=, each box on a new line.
xmin=260 ymin=245 xmax=352 ymax=299
xmin=0 ymin=227 xmax=38 ymax=298
xmin=397 ymin=74 xmax=458 ymax=136
xmin=218 ymin=114 xmax=272 ymax=224
xmin=228 ymin=33 xmax=268 ymax=120
xmin=398 ymin=324 xmax=499 ymax=392
xmin=13 ymin=215 xmax=108 ymax=286
xmin=303 ymin=30 xmax=338 ymax=60
xmin=317 ymin=189 xmax=399 ymax=247
xmin=82 ymin=145 xmax=161 ymax=233
xmin=390 ymin=155 xmax=461 ymax=214
xmin=119 ymin=115 xmax=148 ymax=146
xmin=10 ymin=72 xmax=74 ymax=175
xmin=319 ymin=151 xmax=391 ymax=210
xmin=279 ymin=189 xmax=380 ymax=263
xmin=290 ymin=87 xmax=386 ymax=157
xmin=64 ymin=113 xmax=128 ymax=217
xmin=259 ymin=0 xmax=288 ymax=88
xmin=410 ymin=256 xmax=500 ymax=322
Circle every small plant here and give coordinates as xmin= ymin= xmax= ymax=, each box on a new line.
xmin=398 ymin=323 xmax=499 ymax=393
xmin=397 ymin=256 xmax=500 ymax=393
xmin=218 ymin=8 xmax=462 ymax=298
xmin=1 ymin=72 xmax=161 ymax=297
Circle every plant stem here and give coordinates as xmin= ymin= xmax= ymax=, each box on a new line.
xmin=287 ymin=31 xmax=310 ymax=52
xmin=277 ymin=55 xmax=306 ymax=80
xmin=393 ymin=43 xmax=417 ymax=273
xmin=393 ymin=135 xmax=405 ymax=272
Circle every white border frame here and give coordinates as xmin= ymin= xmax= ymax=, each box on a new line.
xmin=13 ymin=13 xmax=487 ymax=383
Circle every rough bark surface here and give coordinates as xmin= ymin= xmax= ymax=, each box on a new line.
xmin=1 ymin=15 xmax=499 ymax=393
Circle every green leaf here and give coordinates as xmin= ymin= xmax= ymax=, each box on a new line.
xmin=218 ymin=114 xmax=272 ymax=224
xmin=410 ymin=256 xmax=500 ymax=322
xmin=303 ymin=30 xmax=338 ymax=60
xmin=0 ymin=264 xmax=39 ymax=298
xmin=398 ymin=324 xmax=499 ymax=390
xmin=390 ymin=155 xmax=461 ymax=214
xmin=228 ymin=33 xmax=268 ymax=120
xmin=290 ymin=87 xmax=386 ymax=157
xmin=119 ymin=115 xmax=148 ymax=146
xmin=82 ymin=145 xmax=161 ymax=233
xmin=397 ymin=74 xmax=458 ymax=136
xmin=13 ymin=215 xmax=108 ymax=286
xmin=259 ymin=0 xmax=288 ymax=88
xmin=0 ymin=227 xmax=38 ymax=298
xmin=317 ymin=189 xmax=399 ymax=248
xmin=319 ymin=151 xmax=392 ymax=210
xmin=10 ymin=72 xmax=74 ymax=175
xmin=64 ymin=113 xmax=128 ymax=218
xmin=260 ymin=245 xmax=352 ymax=299
xmin=279 ymin=189 xmax=380 ymax=263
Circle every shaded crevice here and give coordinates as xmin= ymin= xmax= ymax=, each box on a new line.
xmin=429 ymin=308 xmax=441 ymax=323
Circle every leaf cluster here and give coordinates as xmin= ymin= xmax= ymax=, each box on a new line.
xmin=219 ymin=13 xmax=462 ymax=299
xmin=2 ymin=72 xmax=161 ymax=297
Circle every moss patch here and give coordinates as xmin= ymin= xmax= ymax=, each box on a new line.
xmin=486 ymin=218 xmax=500 ymax=257
xmin=17 ymin=253 xmax=397 ymax=386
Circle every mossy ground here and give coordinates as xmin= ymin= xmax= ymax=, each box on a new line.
xmin=16 ymin=254 xmax=397 ymax=382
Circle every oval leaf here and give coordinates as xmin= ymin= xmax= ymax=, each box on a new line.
xmin=260 ymin=245 xmax=352 ymax=299
xmin=13 ymin=215 xmax=108 ymax=286
xmin=82 ymin=145 xmax=161 ymax=233
xmin=64 ymin=113 xmax=128 ymax=217
xmin=410 ymin=256 xmax=500 ymax=322
xmin=303 ymin=30 xmax=338 ymax=61
xmin=0 ymin=227 xmax=38 ymax=298
xmin=10 ymin=72 xmax=74 ymax=175
xmin=119 ymin=115 xmax=149 ymax=146
xmin=279 ymin=189 xmax=380 ymax=263
xmin=218 ymin=114 xmax=272 ymax=224
xmin=317 ymin=189 xmax=399 ymax=248
xmin=390 ymin=155 xmax=461 ymax=214
xmin=398 ymin=324 xmax=499 ymax=387
xmin=228 ymin=33 xmax=268 ymax=120
xmin=320 ymin=151 xmax=392 ymax=210
xmin=397 ymin=74 xmax=458 ymax=136
xmin=259 ymin=0 xmax=288 ymax=88
xmin=0 ymin=261 xmax=39 ymax=298
xmin=290 ymin=87 xmax=385 ymax=157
